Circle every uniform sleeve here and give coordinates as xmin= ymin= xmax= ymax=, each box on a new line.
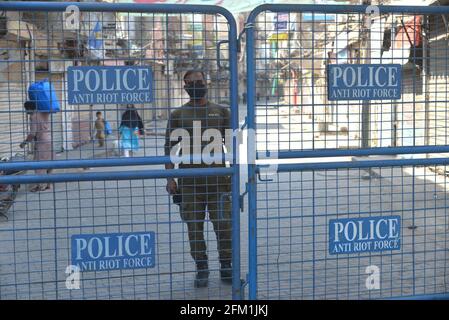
xmin=222 ymin=107 xmax=232 ymax=157
xmin=222 ymin=107 xmax=231 ymax=132
xmin=164 ymin=111 xmax=178 ymax=156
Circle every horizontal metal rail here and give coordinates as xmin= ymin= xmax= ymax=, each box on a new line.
xmin=259 ymin=146 xmax=449 ymax=159
xmin=0 ymin=154 xmax=232 ymax=171
xmin=388 ymin=293 xmax=449 ymax=300
xmin=0 ymin=167 xmax=233 ymax=184
xmin=248 ymin=3 xmax=449 ymax=22
xmin=265 ymin=157 xmax=449 ymax=173
xmin=0 ymin=1 xmax=235 ymax=21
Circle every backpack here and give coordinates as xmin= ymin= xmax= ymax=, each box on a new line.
xmin=28 ymin=79 xmax=61 ymax=113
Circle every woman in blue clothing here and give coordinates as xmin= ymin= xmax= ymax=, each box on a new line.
xmin=119 ymin=104 xmax=144 ymax=157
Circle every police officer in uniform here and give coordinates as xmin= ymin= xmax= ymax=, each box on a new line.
xmin=165 ymin=70 xmax=232 ymax=288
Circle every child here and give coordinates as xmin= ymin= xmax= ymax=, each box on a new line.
xmin=95 ymin=111 xmax=105 ymax=147
xmin=118 ymin=105 xmax=144 ymax=157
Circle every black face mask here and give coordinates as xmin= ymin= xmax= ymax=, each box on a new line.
xmin=184 ymin=81 xmax=207 ymax=100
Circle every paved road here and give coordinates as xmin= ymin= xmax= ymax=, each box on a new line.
xmin=0 ymin=104 xmax=448 ymax=299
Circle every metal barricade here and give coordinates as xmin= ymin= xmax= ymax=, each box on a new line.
xmin=0 ymin=1 xmax=240 ymax=300
xmin=245 ymin=4 xmax=449 ymax=299
xmin=2 ymin=0 xmax=449 ymax=302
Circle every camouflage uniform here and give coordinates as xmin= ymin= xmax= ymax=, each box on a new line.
xmin=165 ymin=101 xmax=232 ymax=266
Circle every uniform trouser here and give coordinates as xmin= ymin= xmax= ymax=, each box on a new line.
xmin=179 ymin=183 xmax=232 ymax=266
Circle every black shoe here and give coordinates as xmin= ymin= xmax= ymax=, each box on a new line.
xmin=194 ymin=264 xmax=209 ymax=288
xmin=220 ymin=262 xmax=232 ymax=284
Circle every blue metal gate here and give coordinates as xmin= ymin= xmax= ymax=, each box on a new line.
xmin=2 ymin=1 xmax=449 ymax=301
xmin=0 ymin=1 xmax=240 ymax=300
xmin=245 ymin=4 xmax=449 ymax=299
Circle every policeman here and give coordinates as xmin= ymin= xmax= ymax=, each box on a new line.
xmin=165 ymin=70 xmax=232 ymax=288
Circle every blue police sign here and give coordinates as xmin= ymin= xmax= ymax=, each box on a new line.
xmin=67 ymin=66 xmax=153 ymax=105
xmin=71 ymin=231 xmax=156 ymax=271
xmin=329 ymin=216 xmax=401 ymax=255
xmin=327 ymin=64 xmax=401 ymax=100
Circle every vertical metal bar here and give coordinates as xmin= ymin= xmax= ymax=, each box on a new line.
xmin=246 ymin=14 xmax=257 ymax=300
xmin=43 ymin=9 xmax=60 ymax=298
xmin=164 ymin=13 xmax=174 ymax=299
xmin=311 ymin=11 xmax=316 ymax=299
xmin=423 ymin=15 xmax=430 ymax=148
xmin=362 ymin=2 xmax=371 ymax=149
xmin=227 ymin=13 xmax=242 ymax=301
xmin=311 ymin=12 xmax=315 ymax=150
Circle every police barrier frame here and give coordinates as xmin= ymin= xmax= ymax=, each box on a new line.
xmin=0 ymin=1 xmax=241 ymax=300
xmin=2 ymin=1 xmax=449 ymax=301
xmin=246 ymin=4 xmax=449 ymax=300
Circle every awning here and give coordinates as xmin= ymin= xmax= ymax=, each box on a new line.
xmin=394 ymin=16 xmax=423 ymax=49
xmin=267 ymin=32 xmax=289 ymax=42
xmin=381 ymin=15 xmax=423 ymax=65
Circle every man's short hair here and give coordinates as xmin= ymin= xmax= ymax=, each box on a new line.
xmin=183 ymin=70 xmax=206 ymax=82
xmin=96 ymin=111 xmax=102 ymax=116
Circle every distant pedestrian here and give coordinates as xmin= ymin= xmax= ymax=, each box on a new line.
xmin=20 ymin=101 xmax=54 ymax=192
xmin=94 ymin=111 xmax=106 ymax=147
xmin=119 ymin=104 xmax=144 ymax=157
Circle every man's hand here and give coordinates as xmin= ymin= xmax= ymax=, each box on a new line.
xmin=166 ymin=178 xmax=178 ymax=194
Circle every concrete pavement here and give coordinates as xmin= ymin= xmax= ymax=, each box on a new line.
xmin=0 ymin=105 xmax=448 ymax=300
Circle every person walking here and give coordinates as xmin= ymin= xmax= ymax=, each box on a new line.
xmin=118 ymin=104 xmax=144 ymax=157
xmin=20 ymin=101 xmax=54 ymax=192
xmin=94 ymin=111 xmax=106 ymax=147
